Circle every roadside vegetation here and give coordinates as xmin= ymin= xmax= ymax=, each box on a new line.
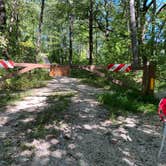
xmin=71 ymin=69 xmax=159 ymax=118
xmin=0 ymin=69 xmax=51 ymax=107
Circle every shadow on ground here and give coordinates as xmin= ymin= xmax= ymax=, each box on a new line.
xmin=0 ymin=77 xmax=164 ymax=166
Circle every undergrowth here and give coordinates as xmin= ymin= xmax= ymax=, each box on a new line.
xmin=19 ymin=93 xmax=73 ymax=140
xmin=98 ymin=90 xmax=158 ymax=117
xmin=71 ymin=69 xmax=159 ymax=117
xmin=0 ymin=69 xmax=51 ymax=107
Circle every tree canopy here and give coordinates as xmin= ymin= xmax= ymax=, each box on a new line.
xmin=0 ymin=0 xmax=165 ymax=79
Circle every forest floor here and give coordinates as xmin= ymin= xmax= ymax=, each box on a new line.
xmin=0 ymin=77 xmax=165 ymax=166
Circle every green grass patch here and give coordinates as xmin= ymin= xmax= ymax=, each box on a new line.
xmin=4 ymin=69 xmax=51 ymax=91
xmin=71 ymin=69 xmax=142 ymax=91
xmin=0 ymin=69 xmax=51 ymax=108
xmin=0 ymin=90 xmax=31 ymax=108
xmin=71 ymin=69 xmax=110 ymax=88
xmin=18 ymin=93 xmax=72 ymax=140
xmin=71 ymin=68 xmax=158 ymax=118
xmin=155 ymin=79 xmax=166 ymax=92
xmin=98 ymin=89 xmax=159 ymax=118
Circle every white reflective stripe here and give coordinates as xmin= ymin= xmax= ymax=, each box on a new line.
xmin=0 ymin=63 xmax=4 ymax=68
xmin=5 ymin=61 xmax=14 ymax=68
xmin=119 ymin=64 xmax=130 ymax=72
xmin=0 ymin=60 xmax=14 ymax=68
xmin=159 ymin=99 xmax=164 ymax=106
xmin=108 ymin=64 xmax=119 ymax=71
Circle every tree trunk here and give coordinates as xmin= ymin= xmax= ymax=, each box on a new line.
xmin=89 ymin=0 xmax=93 ymax=65
xmin=0 ymin=0 xmax=6 ymax=32
xmin=129 ymin=0 xmax=139 ymax=68
xmin=151 ymin=0 xmax=156 ymax=56
xmin=142 ymin=56 xmax=148 ymax=94
xmin=36 ymin=0 xmax=45 ymax=62
xmin=8 ymin=0 xmax=20 ymax=57
xmin=69 ymin=14 xmax=74 ymax=66
xmin=9 ymin=0 xmax=18 ymax=34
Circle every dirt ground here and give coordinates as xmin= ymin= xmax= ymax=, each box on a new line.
xmin=0 ymin=77 xmax=165 ymax=166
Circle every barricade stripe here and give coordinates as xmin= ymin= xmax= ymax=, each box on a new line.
xmin=6 ymin=61 xmax=14 ymax=68
xmin=0 ymin=60 xmax=14 ymax=69
xmin=108 ymin=64 xmax=132 ymax=72
xmin=108 ymin=64 xmax=114 ymax=70
xmin=9 ymin=60 xmax=14 ymax=67
xmin=125 ymin=65 xmax=132 ymax=72
xmin=0 ymin=60 xmax=8 ymax=69
xmin=114 ymin=64 xmax=125 ymax=72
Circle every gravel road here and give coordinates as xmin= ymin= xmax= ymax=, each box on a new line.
xmin=0 ymin=77 xmax=165 ymax=166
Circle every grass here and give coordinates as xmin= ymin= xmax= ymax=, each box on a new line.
xmin=155 ymin=79 xmax=166 ymax=92
xmin=98 ymin=90 xmax=158 ymax=117
xmin=0 ymin=69 xmax=51 ymax=108
xmin=0 ymin=90 xmax=31 ymax=107
xmin=71 ymin=68 xmax=159 ymax=118
xmin=71 ymin=69 xmax=110 ymax=88
xmin=18 ymin=93 xmax=73 ymax=140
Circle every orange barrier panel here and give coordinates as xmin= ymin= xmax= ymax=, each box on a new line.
xmin=49 ymin=65 xmax=70 ymax=77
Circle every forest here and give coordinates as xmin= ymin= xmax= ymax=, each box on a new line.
xmin=0 ymin=0 xmax=165 ymax=90
xmin=0 ymin=0 xmax=166 ymax=165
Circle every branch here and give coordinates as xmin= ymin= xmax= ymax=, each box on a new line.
xmin=157 ymin=4 xmax=166 ymax=15
xmin=143 ymin=0 xmax=148 ymax=11
xmin=143 ymin=0 xmax=154 ymax=13
xmin=94 ymin=18 xmax=105 ymax=32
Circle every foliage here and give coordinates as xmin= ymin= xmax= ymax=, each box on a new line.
xmin=0 ymin=0 xmax=165 ymax=104
xmin=0 ymin=69 xmax=51 ymax=107
xmin=98 ymin=89 xmax=159 ymax=117
xmin=5 ymin=69 xmax=50 ymax=90
xmin=71 ymin=68 xmax=158 ymax=118
xmin=71 ymin=69 xmax=110 ymax=88
xmin=0 ymin=34 xmax=8 ymax=50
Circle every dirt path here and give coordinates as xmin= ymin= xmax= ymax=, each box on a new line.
xmin=0 ymin=77 xmax=165 ymax=166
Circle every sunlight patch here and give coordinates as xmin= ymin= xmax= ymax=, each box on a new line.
xmin=0 ymin=116 xmax=9 ymax=126
xmin=51 ymin=150 xmax=66 ymax=158
xmin=122 ymin=157 xmax=134 ymax=166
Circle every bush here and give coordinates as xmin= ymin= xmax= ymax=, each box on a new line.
xmin=1 ymin=69 xmax=51 ymax=91
xmin=98 ymin=89 xmax=158 ymax=116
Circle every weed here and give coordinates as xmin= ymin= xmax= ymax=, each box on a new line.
xmin=98 ymin=90 xmax=158 ymax=118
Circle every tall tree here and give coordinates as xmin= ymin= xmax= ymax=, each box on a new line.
xmin=36 ymin=0 xmax=45 ymax=62
xmin=94 ymin=0 xmax=113 ymax=41
xmin=69 ymin=14 xmax=74 ymax=66
xmin=89 ymin=0 xmax=93 ymax=65
xmin=129 ymin=0 xmax=139 ymax=67
xmin=0 ymin=0 xmax=6 ymax=31
xmin=151 ymin=0 xmax=156 ymax=56
xmin=7 ymin=0 xmax=21 ymax=58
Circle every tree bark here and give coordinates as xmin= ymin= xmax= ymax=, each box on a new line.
xmin=89 ymin=0 xmax=93 ymax=65
xmin=69 ymin=14 xmax=74 ymax=66
xmin=0 ymin=0 xmax=6 ymax=31
xmin=151 ymin=0 xmax=156 ymax=56
xmin=9 ymin=0 xmax=18 ymax=34
xmin=36 ymin=0 xmax=45 ymax=62
xmin=129 ymin=0 xmax=139 ymax=68
xmin=7 ymin=0 xmax=20 ymax=57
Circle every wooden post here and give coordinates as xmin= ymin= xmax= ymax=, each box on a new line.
xmin=142 ymin=58 xmax=149 ymax=95
xmin=142 ymin=60 xmax=156 ymax=95
xmin=148 ymin=61 xmax=156 ymax=95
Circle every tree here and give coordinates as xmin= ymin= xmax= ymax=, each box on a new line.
xmin=69 ymin=14 xmax=74 ymax=66
xmin=94 ymin=0 xmax=113 ymax=41
xmin=36 ymin=0 xmax=45 ymax=62
xmin=129 ymin=0 xmax=139 ymax=68
xmin=0 ymin=0 xmax=6 ymax=31
xmin=89 ymin=0 xmax=93 ymax=65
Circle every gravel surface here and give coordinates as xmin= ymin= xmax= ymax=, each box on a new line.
xmin=0 ymin=77 xmax=165 ymax=166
